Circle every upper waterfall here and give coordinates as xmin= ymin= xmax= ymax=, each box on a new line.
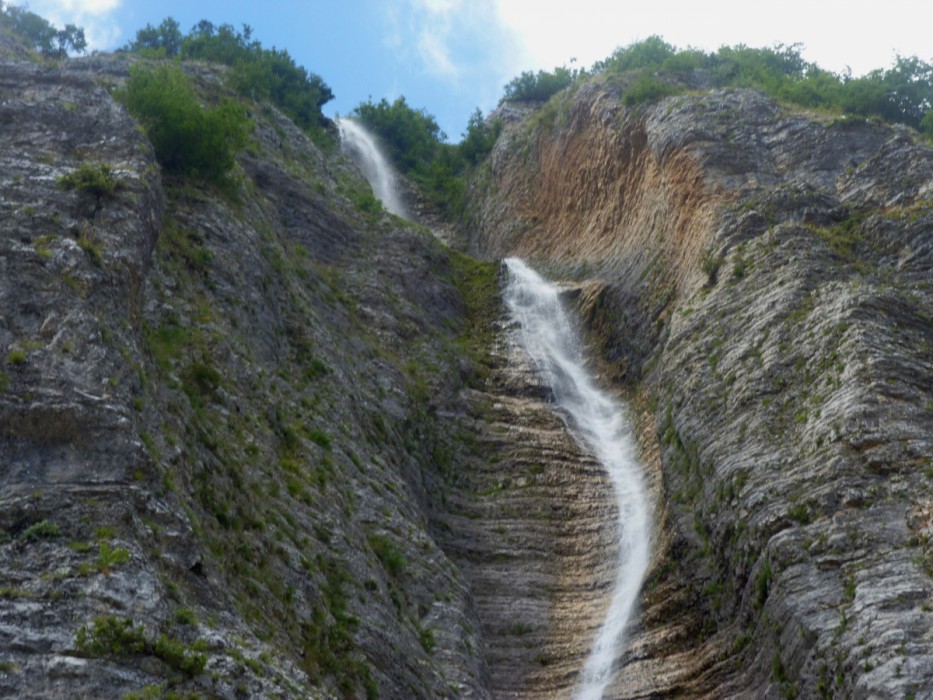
xmin=336 ymin=118 xmax=408 ymax=218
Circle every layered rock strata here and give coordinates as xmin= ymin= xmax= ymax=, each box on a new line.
xmin=465 ymin=79 xmax=933 ymax=697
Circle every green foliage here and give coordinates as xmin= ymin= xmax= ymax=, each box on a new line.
xmin=75 ymin=615 xmax=206 ymax=677
xmin=446 ymin=252 xmax=499 ymax=386
xmin=593 ymin=35 xmax=680 ymax=74
xmin=700 ymin=249 xmax=724 ymax=286
xmin=589 ymin=36 xmax=933 ymax=131
xmin=151 ymin=634 xmax=207 ymax=676
xmin=96 ymin=541 xmax=131 ymax=574
xmin=368 ymin=534 xmax=406 ymax=577
xmin=124 ymin=17 xmax=182 ymax=57
xmin=22 ymin=519 xmax=60 ymax=541
xmin=353 ymin=96 xmax=446 ymax=173
xmin=0 ymin=3 xmax=86 ymax=56
xmin=58 ymin=163 xmax=118 ymax=199
xmin=123 ymin=18 xmax=333 ymax=136
xmin=502 ymin=64 xmax=583 ymax=102
xmin=460 ymin=108 xmax=502 ymax=166
xmin=419 ymin=626 xmax=436 ymax=653
xmin=181 ymin=361 xmax=221 ymax=403
xmin=301 ymin=562 xmax=375 ymax=698
xmin=351 ymin=97 xmax=493 ymax=215
xmin=754 ymin=560 xmax=773 ymax=609
xmin=622 ymin=72 xmax=680 ymax=107
xmin=115 ymin=64 xmax=251 ymax=184
xmin=305 ymin=428 xmax=332 ymax=450
xmin=173 ymin=607 xmax=198 ymax=625
xmin=75 ymin=616 xmax=147 ymax=657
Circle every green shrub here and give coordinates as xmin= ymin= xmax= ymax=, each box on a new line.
xmin=305 ymin=428 xmax=332 ymax=450
xmin=173 ymin=607 xmax=198 ymax=625
xmin=0 ymin=4 xmax=86 ymax=56
xmin=502 ymin=65 xmax=582 ymax=102
xmin=623 ymin=72 xmax=681 ymax=106
xmin=700 ymin=250 xmax=724 ymax=286
xmin=123 ymin=19 xmax=333 ymax=136
xmin=75 ymin=616 xmax=147 ymax=657
xmin=419 ymin=626 xmax=435 ymax=653
xmin=460 ymin=108 xmax=502 ymax=165
xmin=96 ymin=542 xmax=131 ymax=574
xmin=368 ymin=534 xmax=406 ymax=577
xmin=58 ymin=163 xmax=118 ymax=199
xmin=152 ymin=634 xmax=207 ymax=676
xmin=590 ymin=36 xmax=933 ymax=133
xmin=115 ymin=64 xmax=251 ymax=183
xmin=75 ymin=615 xmax=206 ymax=677
xmin=22 ymin=520 xmax=60 ymax=541
xmin=754 ymin=560 xmax=773 ymax=608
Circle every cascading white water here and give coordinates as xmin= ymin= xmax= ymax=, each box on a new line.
xmin=503 ymin=258 xmax=651 ymax=700
xmin=336 ymin=118 xmax=408 ymax=218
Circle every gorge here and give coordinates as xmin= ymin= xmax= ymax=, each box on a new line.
xmin=1 ymin=17 xmax=932 ymax=700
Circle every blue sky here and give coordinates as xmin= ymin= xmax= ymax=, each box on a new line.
xmin=25 ymin=0 xmax=933 ymax=143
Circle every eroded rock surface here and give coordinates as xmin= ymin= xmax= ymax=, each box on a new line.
xmin=465 ymin=80 xmax=933 ymax=698
xmin=0 ymin=52 xmax=496 ymax=699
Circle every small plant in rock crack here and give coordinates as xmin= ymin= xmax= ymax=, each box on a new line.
xmin=58 ymin=163 xmax=120 ymax=199
xmin=22 ymin=520 xmax=61 ymax=541
xmin=97 ymin=542 xmax=130 ymax=574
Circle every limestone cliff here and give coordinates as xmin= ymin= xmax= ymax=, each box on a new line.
xmin=0 ymin=50 xmax=508 ymax=698
xmin=463 ymin=76 xmax=933 ymax=697
xmin=3 ymin=34 xmax=933 ymax=700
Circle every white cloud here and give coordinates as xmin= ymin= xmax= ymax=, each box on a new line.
xmin=417 ymin=29 xmax=459 ymax=79
xmin=492 ymin=0 xmax=932 ymax=78
xmin=27 ymin=0 xmax=123 ymax=50
xmin=395 ymin=0 xmax=521 ymax=84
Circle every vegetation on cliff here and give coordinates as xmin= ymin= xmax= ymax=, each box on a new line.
xmin=351 ymin=98 xmax=501 ymax=215
xmin=0 ymin=2 xmax=85 ymax=57
xmin=115 ymin=64 xmax=251 ymax=184
xmin=123 ymin=17 xmax=334 ymax=142
xmin=503 ymin=36 xmax=933 ymax=138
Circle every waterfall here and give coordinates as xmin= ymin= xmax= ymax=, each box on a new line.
xmin=336 ymin=118 xmax=408 ymax=218
xmin=503 ymin=258 xmax=651 ymax=700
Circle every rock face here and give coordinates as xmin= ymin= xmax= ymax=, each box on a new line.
xmin=464 ymin=78 xmax=933 ymax=697
xmin=0 ymin=51 xmax=504 ymax=698
xmin=2 ymin=39 xmax=932 ymax=700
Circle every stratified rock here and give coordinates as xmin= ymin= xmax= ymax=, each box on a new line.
xmin=465 ymin=80 xmax=933 ymax=698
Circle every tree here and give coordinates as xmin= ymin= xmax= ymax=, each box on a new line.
xmin=115 ymin=64 xmax=251 ymax=183
xmin=124 ymin=17 xmax=182 ymax=57
xmin=460 ymin=108 xmax=501 ymax=165
xmin=122 ymin=19 xmax=334 ymax=134
xmin=0 ymin=4 xmax=86 ymax=56
xmin=502 ymin=65 xmax=580 ymax=102
xmin=352 ymin=96 xmax=445 ymax=173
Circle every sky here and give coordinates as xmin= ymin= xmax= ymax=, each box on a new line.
xmin=23 ymin=0 xmax=933 ymax=142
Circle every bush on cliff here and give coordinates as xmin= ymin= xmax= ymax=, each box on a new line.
xmin=589 ymin=37 xmax=933 ymax=132
xmin=124 ymin=18 xmax=334 ymax=140
xmin=0 ymin=2 xmax=86 ymax=56
xmin=502 ymin=65 xmax=583 ymax=102
xmin=116 ymin=64 xmax=251 ymax=184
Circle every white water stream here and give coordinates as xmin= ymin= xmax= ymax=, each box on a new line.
xmin=335 ymin=118 xmax=409 ymax=218
xmin=503 ymin=258 xmax=651 ymax=700
xmin=332 ymin=121 xmax=650 ymax=695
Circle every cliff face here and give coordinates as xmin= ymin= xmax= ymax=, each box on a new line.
xmin=465 ymin=78 xmax=933 ymax=697
xmin=3 ymin=41 xmax=932 ymax=700
xmin=0 ymin=54 xmax=507 ymax=698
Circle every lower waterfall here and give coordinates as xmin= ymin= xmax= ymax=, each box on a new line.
xmin=503 ymin=258 xmax=651 ymax=700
